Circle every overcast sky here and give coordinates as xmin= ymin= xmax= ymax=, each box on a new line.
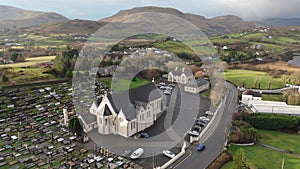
xmin=0 ymin=0 xmax=299 ymax=21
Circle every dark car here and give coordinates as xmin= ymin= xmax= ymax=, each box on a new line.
xmin=140 ymin=132 xmax=149 ymax=138
xmin=197 ymin=144 xmax=205 ymax=151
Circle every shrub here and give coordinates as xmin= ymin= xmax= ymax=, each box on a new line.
xmin=207 ymin=152 xmax=232 ymax=169
xmin=246 ymin=114 xmax=298 ymax=130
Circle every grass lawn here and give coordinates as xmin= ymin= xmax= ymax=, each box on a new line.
xmin=222 ymin=145 xmax=300 ymax=169
xmin=99 ymin=77 xmax=150 ymax=92
xmin=257 ymin=130 xmax=300 ymax=154
xmin=249 ymin=42 xmax=288 ymax=52
xmin=153 ymin=41 xmax=195 ymax=55
xmin=0 ymin=56 xmax=56 ymax=68
xmin=262 ymin=94 xmax=286 ymax=102
xmin=225 ymin=69 xmax=283 ymax=89
xmin=242 ymin=33 xmax=267 ymax=39
xmin=0 ymin=67 xmax=56 ymax=86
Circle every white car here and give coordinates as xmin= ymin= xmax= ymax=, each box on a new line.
xmin=199 ymin=116 xmax=210 ymax=122
xmin=162 ymin=150 xmax=175 ymax=158
xmin=188 ymin=130 xmax=199 ymax=136
xmin=130 ymin=148 xmax=144 ymax=159
xmin=164 ymin=90 xmax=172 ymax=95
xmin=205 ymin=111 xmax=214 ymax=116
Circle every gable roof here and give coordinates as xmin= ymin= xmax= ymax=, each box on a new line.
xmin=170 ymin=68 xmax=193 ymax=77
xmin=79 ymin=112 xmax=96 ymax=125
xmin=107 ymin=82 xmax=163 ymax=120
xmin=103 ymin=105 xmax=112 ymax=116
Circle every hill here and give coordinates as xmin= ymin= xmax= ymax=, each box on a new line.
xmin=0 ymin=5 xmax=68 ymax=30
xmin=100 ymin=6 xmax=260 ymax=36
xmin=26 ymin=6 xmax=261 ymax=36
xmin=263 ymin=18 xmax=300 ymax=26
xmin=26 ymin=19 xmax=105 ymax=34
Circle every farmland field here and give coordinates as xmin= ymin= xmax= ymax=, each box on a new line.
xmin=0 ymin=56 xmax=56 ymax=68
xmin=225 ymin=69 xmax=283 ymax=89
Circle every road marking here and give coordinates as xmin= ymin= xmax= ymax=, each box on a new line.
xmin=172 ymin=149 xmax=192 ymax=169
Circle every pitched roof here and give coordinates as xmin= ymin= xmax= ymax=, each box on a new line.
xmin=170 ymin=68 xmax=193 ymax=77
xmin=103 ymin=105 xmax=112 ymax=116
xmin=122 ymin=106 xmax=137 ymax=120
xmin=196 ymin=78 xmax=209 ymax=87
xmin=80 ymin=112 xmax=96 ymax=125
xmin=108 ymin=82 xmax=163 ymax=120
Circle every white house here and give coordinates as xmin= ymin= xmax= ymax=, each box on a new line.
xmin=248 ymin=100 xmax=300 ymax=116
xmin=241 ymin=90 xmax=262 ymax=105
xmin=168 ymin=67 xmax=194 ymax=84
xmin=184 ymin=78 xmax=209 ymax=94
xmin=78 ymin=83 xmax=165 ymax=138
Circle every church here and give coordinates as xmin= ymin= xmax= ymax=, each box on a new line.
xmin=78 ymin=83 xmax=165 ymax=138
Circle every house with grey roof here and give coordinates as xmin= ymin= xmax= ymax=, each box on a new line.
xmin=168 ymin=67 xmax=194 ymax=85
xmin=78 ymin=83 xmax=164 ymax=138
xmin=184 ymin=78 xmax=209 ymax=94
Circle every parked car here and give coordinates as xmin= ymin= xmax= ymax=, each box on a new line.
xmin=196 ymin=121 xmax=206 ymax=127
xmin=188 ymin=130 xmax=199 ymax=136
xmin=198 ymin=116 xmax=210 ymax=123
xmin=162 ymin=150 xmax=175 ymax=158
xmin=140 ymin=132 xmax=149 ymax=138
xmin=197 ymin=144 xmax=205 ymax=151
xmin=205 ymin=111 xmax=214 ymax=116
xmin=193 ymin=125 xmax=202 ymax=132
xmin=130 ymin=148 xmax=144 ymax=159
xmin=159 ymin=82 xmax=166 ymax=86
xmin=164 ymin=90 xmax=172 ymax=95
xmin=121 ymin=149 xmax=132 ymax=157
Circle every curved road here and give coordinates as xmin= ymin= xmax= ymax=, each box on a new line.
xmin=173 ymin=82 xmax=238 ymax=169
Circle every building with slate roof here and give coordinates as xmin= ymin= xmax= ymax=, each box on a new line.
xmin=184 ymin=78 xmax=209 ymax=94
xmin=168 ymin=67 xmax=194 ymax=84
xmin=78 ymin=83 xmax=165 ymax=138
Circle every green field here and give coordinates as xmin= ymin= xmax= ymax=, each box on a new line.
xmin=225 ymin=69 xmax=283 ymax=89
xmin=0 ymin=67 xmax=56 ymax=86
xmin=222 ymin=145 xmax=300 ymax=169
xmin=99 ymin=77 xmax=150 ymax=92
xmin=153 ymin=41 xmax=195 ymax=55
xmin=262 ymin=94 xmax=286 ymax=102
xmin=257 ymin=130 xmax=300 ymax=154
xmin=0 ymin=56 xmax=55 ymax=68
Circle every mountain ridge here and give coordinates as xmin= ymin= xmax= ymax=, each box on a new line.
xmin=0 ymin=5 xmax=68 ymax=30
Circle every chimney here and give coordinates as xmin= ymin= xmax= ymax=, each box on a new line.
xmin=175 ymin=67 xmax=179 ymax=71
xmin=182 ymin=68 xmax=185 ymax=72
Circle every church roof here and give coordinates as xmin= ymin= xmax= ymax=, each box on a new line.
xmin=108 ymin=82 xmax=163 ymax=120
xmin=103 ymin=104 xmax=112 ymax=116
xmin=80 ymin=112 xmax=96 ymax=125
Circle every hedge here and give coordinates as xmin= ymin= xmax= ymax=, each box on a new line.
xmin=246 ymin=114 xmax=299 ymax=130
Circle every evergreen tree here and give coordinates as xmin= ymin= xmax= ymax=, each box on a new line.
xmin=2 ymin=75 xmax=9 ymax=82
xmin=65 ymin=70 xmax=73 ymax=78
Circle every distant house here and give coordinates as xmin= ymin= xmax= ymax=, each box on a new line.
xmin=89 ymin=65 xmax=117 ymax=76
xmin=241 ymin=90 xmax=262 ymax=105
xmin=78 ymin=83 xmax=165 ymax=138
xmin=184 ymin=78 xmax=209 ymax=94
xmin=168 ymin=67 xmax=194 ymax=85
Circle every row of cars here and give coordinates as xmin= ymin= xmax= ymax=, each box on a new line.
xmin=188 ymin=111 xmax=214 ymax=137
xmin=125 ymin=147 xmax=176 ymax=160
xmin=157 ymin=82 xmax=175 ymax=95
